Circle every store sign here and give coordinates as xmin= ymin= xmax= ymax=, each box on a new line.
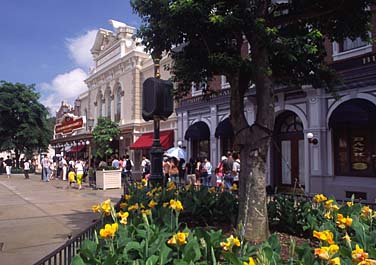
xmin=55 ymin=115 xmax=84 ymax=134
xmin=351 ymin=136 xmax=368 ymax=171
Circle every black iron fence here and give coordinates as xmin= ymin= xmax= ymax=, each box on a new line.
xmin=33 ymin=220 xmax=101 ymax=265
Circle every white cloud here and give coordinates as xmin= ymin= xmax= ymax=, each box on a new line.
xmin=66 ymin=30 xmax=97 ymax=69
xmin=39 ymin=68 xmax=88 ymax=113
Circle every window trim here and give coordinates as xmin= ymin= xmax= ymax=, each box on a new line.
xmin=332 ymin=34 xmax=372 ymax=61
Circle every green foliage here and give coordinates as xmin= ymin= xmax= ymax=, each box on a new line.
xmin=91 ymin=117 xmax=120 ymax=159
xmin=0 ymin=81 xmax=53 ymax=158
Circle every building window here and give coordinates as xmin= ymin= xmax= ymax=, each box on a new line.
xmin=98 ymin=96 xmax=103 ymax=117
xmin=106 ymin=93 xmax=111 ymax=118
xmin=332 ymin=34 xmax=372 ymax=61
xmin=191 ymin=81 xmax=206 ymax=96
xmin=330 ymin=99 xmax=376 ymax=177
xmin=115 ymin=87 xmax=121 ymax=122
xmin=221 ymin=75 xmax=230 ymax=89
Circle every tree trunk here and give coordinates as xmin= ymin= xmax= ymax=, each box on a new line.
xmin=15 ymin=149 xmax=20 ymax=168
xmin=230 ymin=41 xmax=274 ymax=243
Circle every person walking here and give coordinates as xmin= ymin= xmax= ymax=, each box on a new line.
xmin=168 ymin=158 xmax=179 ymax=185
xmin=41 ymin=155 xmax=51 ymax=182
xmin=122 ymin=155 xmax=134 ymax=183
xmin=232 ymin=153 xmax=241 ymax=187
xmin=61 ymin=155 xmax=68 ymax=181
xmin=141 ymin=155 xmax=151 ymax=179
xmin=4 ymin=156 xmax=12 ymax=178
xmin=75 ymin=159 xmax=84 ymax=190
xmin=23 ymin=159 xmax=30 ymax=179
xmin=112 ymin=155 xmax=120 ymax=169
xmin=202 ymin=157 xmax=212 ymax=186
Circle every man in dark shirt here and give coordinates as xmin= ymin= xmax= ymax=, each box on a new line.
xmin=222 ymin=151 xmax=234 ymax=188
xmin=4 ymin=156 xmax=13 ymax=178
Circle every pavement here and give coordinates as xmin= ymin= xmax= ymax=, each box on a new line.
xmin=0 ymin=173 xmax=123 ymax=265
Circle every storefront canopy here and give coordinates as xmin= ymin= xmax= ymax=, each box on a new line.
xmin=184 ymin=121 xmax=210 ymax=140
xmin=69 ymin=145 xmax=85 ymax=153
xmin=215 ymin=118 xmax=234 ymax=138
xmin=130 ymin=130 xmax=174 ymax=150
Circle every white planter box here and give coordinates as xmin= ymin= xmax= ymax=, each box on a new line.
xmin=96 ymin=170 xmax=122 ymax=190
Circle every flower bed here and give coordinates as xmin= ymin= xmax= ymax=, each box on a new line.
xmin=72 ymin=182 xmax=376 ymax=265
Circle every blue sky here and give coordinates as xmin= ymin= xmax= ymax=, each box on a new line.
xmin=0 ymin=0 xmax=140 ymax=114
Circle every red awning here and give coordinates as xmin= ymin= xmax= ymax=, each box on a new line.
xmin=69 ymin=145 xmax=85 ymax=152
xmin=130 ymin=130 xmax=174 ymax=150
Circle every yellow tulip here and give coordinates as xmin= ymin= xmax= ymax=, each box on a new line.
xmin=220 ymin=235 xmax=241 ymax=251
xmin=314 ymin=194 xmax=328 ymax=203
xmin=352 ymin=244 xmax=369 ymax=262
xmin=313 ymin=230 xmax=335 ymax=245
xmin=148 ymin=200 xmax=157 ymax=208
xmin=92 ymin=204 xmax=101 ymax=213
xmin=244 ymin=257 xmax=256 ymax=265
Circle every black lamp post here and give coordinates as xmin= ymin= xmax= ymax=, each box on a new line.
xmin=142 ymin=58 xmax=173 ymax=187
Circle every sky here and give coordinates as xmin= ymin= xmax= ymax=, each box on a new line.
xmin=0 ymin=0 xmax=140 ymax=114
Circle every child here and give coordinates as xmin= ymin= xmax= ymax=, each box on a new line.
xmin=68 ymin=169 xmax=76 ymax=189
xmin=215 ymin=168 xmax=223 ymax=187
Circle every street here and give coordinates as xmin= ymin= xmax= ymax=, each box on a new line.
xmin=0 ymin=173 xmax=122 ymax=265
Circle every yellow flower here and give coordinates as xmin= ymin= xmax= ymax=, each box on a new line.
xmin=220 ymin=235 xmax=241 ymax=251
xmin=128 ymin=203 xmax=139 ymax=211
xmin=124 ymin=194 xmax=131 ymax=201
xmin=244 ymin=257 xmax=256 ymax=265
xmin=148 ymin=200 xmax=157 ymax=208
xmin=117 ymin=211 xmax=129 ymax=219
xmin=166 ymin=181 xmax=176 ymax=191
xmin=163 ymin=202 xmax=169 ymax=208
xmin=358 ymin=259 xmax=376 ymax=265
xmin=314 ymin=194 xmax=328 ymax=203
xmin=346 ymin=201 xmax=354 ymax=207
xmin=331 ymin=204 xmax=340 ymax=211
xmin=169 ymin=199 xmax=183 ymax=212
xmin=101 ymin=200 xmax=112 ymax=216
xmin=313 ymin=230 xmax=335 ymax=245
xmin=324 ymin=211 xmax=333 ymax=219
xmin=352 ymin=244 xmax=368 ymax=262
xmin=119 ymin=202 xmax=128 ymax=209
xmin=141 ymin=209 xmax=151 ymax=215
xmin=361 ymin=206 xmax=373 ymax=220
xmin=343 ymin=232 xmax=351 ymax=244
xmin=185 ymin=184 xmax=191 ymax=191
xmin=314 ymin=245 xmax=339 ymax=260
xmin=208 ymin=187 xmax=216 ymax=193
xmin=99 ymin=223 xmax=118 ymax=239
xmin=336 ymin=213 xmax=353 ymax=229
xmin=120 ymin=217 xmax=128 ymax=225
xmin=230 ymin=183 xmax=238 ymax=191
xmin=141 ymin=179 xmax=147 ymax=185
xmin=92 ymin=204 xmax=101 ymax=213
xmin=324 ymin=200 xmax=334 ymax=209
xmin=167 ymin=232 xmax=189 ymax=246
xmin=329 ymin=257 xmax=341 ymax=265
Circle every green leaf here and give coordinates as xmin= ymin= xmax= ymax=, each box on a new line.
xmin=146 ymin=255 xmax=159 ymax=265
xmin=79 ymin=239 xmax=97 ymax=260
xmin=71 ymin=255 xmax=86 ymax=265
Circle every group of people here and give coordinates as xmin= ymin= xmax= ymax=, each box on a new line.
xmin=40 ymin=155 xmax=88 ymax=190
xmin=163 ymin=151 xmax=240 ymax=189
xmin=0 ymin=156 xmax=35 ymax=179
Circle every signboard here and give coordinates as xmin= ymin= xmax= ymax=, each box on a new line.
xmin=351 ymin=136 xmax=368 ymax=171
xmin=55 ymin=115 xmax=84 ymax=134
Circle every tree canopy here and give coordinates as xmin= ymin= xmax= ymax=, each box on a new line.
xmin=0 ymin=81 xmax=53 ymax=164
xmin=92 ymin=117 xmax=120 ymax=159
xmin=131 ymin=0 xmax=375 ymax=242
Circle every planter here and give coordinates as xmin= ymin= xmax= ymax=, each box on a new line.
xmin=95 ymin=170 xmax=122 ymax=190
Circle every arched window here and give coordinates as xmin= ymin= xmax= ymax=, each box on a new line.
xmin=329 ymin=99 xmax=376 ymax=177
xmin=185 ymin=121 xmax=210 ymax=160
xmin=98 ymin=94 xmax=103 ymax=117
xmin=115 ymin=87 xmax=121 ymax=121
xmin=106 ymin=91 xmax=111 ymax=118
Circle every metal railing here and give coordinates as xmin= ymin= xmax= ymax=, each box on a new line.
xmin=33 ymin=220 xmax=101 ymax=265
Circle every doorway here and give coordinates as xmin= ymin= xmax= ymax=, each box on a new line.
xmin=273 ymin=111 xmax=305 ymax=188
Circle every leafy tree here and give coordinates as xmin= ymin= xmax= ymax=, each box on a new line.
xmin=0 ymin=81 xmax=53 ymax=167
xmin=92 ymin=117 xmax=120 ymax=160
xmin=131 ymin=0 xmax=374 ymax=241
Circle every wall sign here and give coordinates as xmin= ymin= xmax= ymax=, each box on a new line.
xmin=351 ymin=136 xmax=368 ymax=171
xmin=55 ymin=115 xmax=84 ymax=134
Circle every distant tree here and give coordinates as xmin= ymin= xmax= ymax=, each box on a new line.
xmin=131 ymin=0 xmax=374 ymax=242
xmin=0 ymin=81 xmax=53 ymax=167
xmin=92 ymin=117 xmax=120 ymax=160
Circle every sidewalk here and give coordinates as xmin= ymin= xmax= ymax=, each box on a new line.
xmin=0 ymin=173 xmax=123 ymax=265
